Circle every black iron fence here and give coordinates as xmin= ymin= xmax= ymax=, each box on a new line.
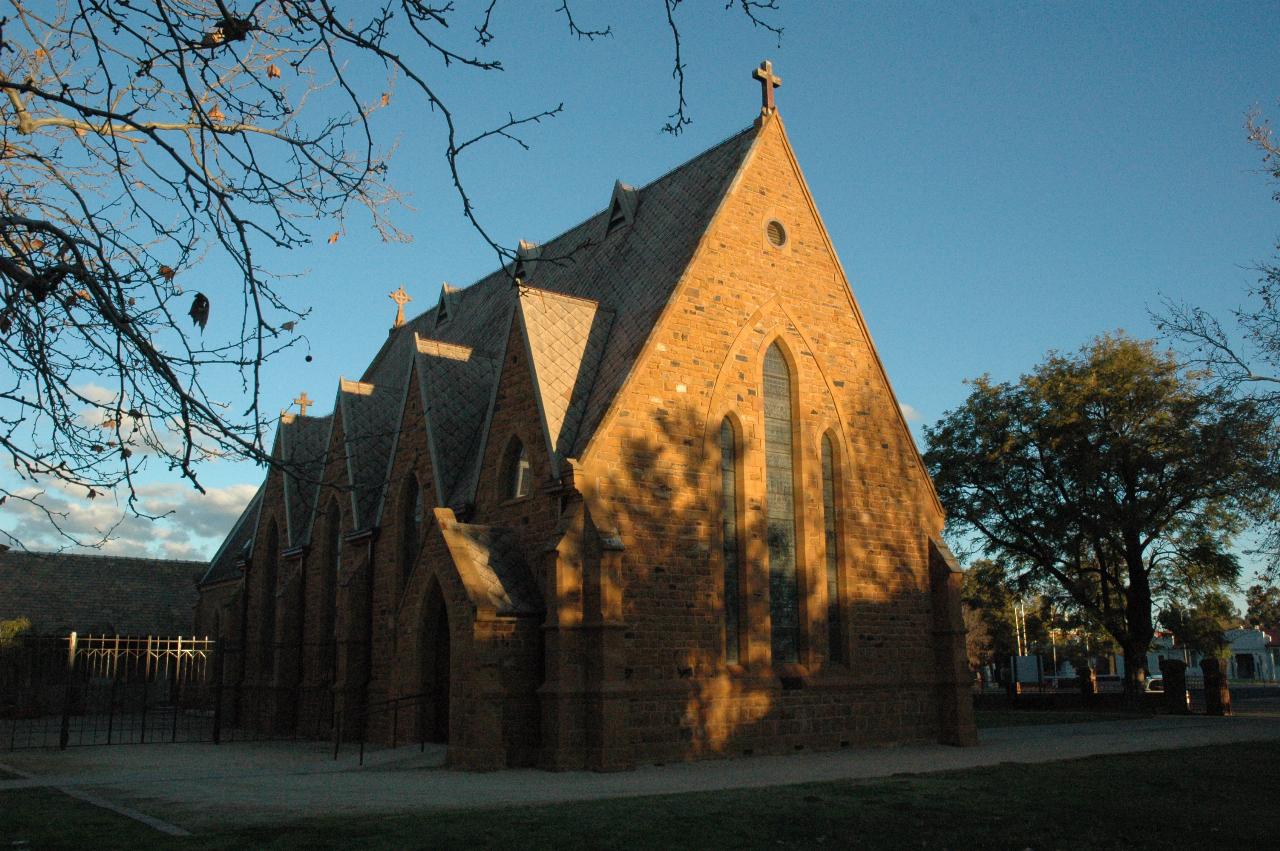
xmin=1 ymin=633 xmax=428 ymax=757
xmin=2 ymin=633 xmax=220 ymax=750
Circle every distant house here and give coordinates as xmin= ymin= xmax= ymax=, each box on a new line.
xmin=1224 ymin=627 xmax=1276 ymax=681
xmin=0 ymin=549 xmax=204 ymax=636
xmin=1146 ymin=627 xmax=1278 ymax=682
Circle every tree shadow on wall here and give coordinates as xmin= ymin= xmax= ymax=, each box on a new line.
xmin=605 ymin=398 xmax=945 ymax=757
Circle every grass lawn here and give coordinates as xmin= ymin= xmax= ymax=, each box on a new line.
xmin=2 ymin=741 xmax=1273 ymax=849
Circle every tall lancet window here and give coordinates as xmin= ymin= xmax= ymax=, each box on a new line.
xmin=822 ymin=434 xmax=845 ymax=664
xmin=720 ymin=418 xmax=741 ymax=665
xmin=763 ymin=343 xmax=800 ymax=664
xmin=401 ymin=474 xmax=423 ymax=587
xmin=324 ymin=500 xmax=341 ymax=678
xmin=261 ymin=520 xmax=279 ymax=680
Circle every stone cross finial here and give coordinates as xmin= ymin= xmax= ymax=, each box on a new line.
xmin=293 ymin=392 xmax=313 ymax=417
xmin=389 ymin=286 xmax=412 ymax=328
xmin=753 ymin=59 xmax=782 ymax=115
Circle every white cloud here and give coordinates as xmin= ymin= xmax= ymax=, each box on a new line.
xmin=2 ymin=480 xmax=257 ymax=561
xmin=899 ymin=402 xmax=922 ymax=423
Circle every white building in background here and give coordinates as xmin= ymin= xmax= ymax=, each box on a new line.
xmin=1224 ymin=628 xmax=1277 ymax=681
xmin=1139 ymin=626 xmax=1278 ymax=682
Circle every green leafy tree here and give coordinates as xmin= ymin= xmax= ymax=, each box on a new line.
xmin=1245 ymin=582 xmax=1280 ymax=627
xmin=0 ymin=616 xmax=31 ymax=645
xmin=1159 ymin=590 xmax=1239 ymax=659
xmin=925 ymin=333 xmax=1276 ymax=698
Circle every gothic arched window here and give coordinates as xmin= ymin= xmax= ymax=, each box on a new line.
xmin=822 ymin=433 xmax=845 ymax=665
xmin=503 ymin=437 xmax=532 ymax=500
xmin=260 ymin=520 xmax=279 ymax=681
xmin=720 ymin=417 xmax=742 ymax=665
xmin=323 ymin=499 xmax=341 ymax=678
xmin=401 ymin=474 xmax=424 ymax=586
xmin=763 ymin=343 xmax=800 ymax=665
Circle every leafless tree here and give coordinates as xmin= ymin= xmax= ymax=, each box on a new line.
xmin=1156 ymin=105 xmax=1280 ymax=574
xmin=0 ymin=1 xmax=782 ymax=548
xmin=1158 ymin=108 xmax=1280 ymax=400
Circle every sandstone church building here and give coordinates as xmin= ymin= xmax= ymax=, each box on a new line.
xmin=196 ymin=63 xmax=977 ymax=769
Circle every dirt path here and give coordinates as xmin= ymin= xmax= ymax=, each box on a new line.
xmin=4 ymin=706 xmax=1279 ymax=832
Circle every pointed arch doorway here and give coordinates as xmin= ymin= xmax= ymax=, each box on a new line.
xmin=422 ymin=581 xmax=451 ymax=743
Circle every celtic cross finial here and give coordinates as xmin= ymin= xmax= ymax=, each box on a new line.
xmin=389 ymin=286 xmax=412 ymax=328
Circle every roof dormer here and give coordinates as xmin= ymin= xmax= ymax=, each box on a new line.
xmin=606 ymin=180 xmax=638 ymax=235
xmin=513 ymin=240 xmax=541 ymax=283
xmin=435 ymin=282 xmax=460 ymax=327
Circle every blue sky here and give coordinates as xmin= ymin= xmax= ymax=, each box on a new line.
xmin=7 ymin=2 xmax=1280 ymax=580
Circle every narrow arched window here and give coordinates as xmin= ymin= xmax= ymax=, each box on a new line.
xmin=261 ymin=520 xmax=279 ymax=681
xmin=822 ymin=434 xmax=845 ymax=665
xmin=401 ymin=474 xmax=423 ymax=586
xmin=720 ymin=418 xmax=741 ymax=665
xmin=764 ymin=343 xmax=800 ymax=665
xmin=324 ymin=499 xmax=341 ymax=680
xmin=503 ymin=437 xmax=532 ymax=500
xmin=327 ymin=501 xmax=342 ymax=579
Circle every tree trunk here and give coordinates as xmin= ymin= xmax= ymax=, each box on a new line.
xmin=1122 ymin=546 xmax=1155 ymax=709
xmin=1121 ymin=641 xmax=1148 ymax=708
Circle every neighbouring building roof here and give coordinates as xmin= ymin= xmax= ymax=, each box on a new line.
xmin=0 ymin=549 xmax=204 ymax=636
xmin=205 ymin=124 xmax=759 ymax=582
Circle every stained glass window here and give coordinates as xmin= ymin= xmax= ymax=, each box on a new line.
xmin=324 ymin=500 xmax=341 ymax=678
xmin=822 ymin=434 xmax=844 ymax=664
xmin=261 ymin=520 xmax=278 ymax=680
xmin=764 ymin=343 xmax=800 ymax=664
xmin=720 ymin=418 xmax=740 ymax=665
xmin=402 ymin=474 xmax=422 ymax=586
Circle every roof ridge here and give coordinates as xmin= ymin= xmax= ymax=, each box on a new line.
xmin=3 ymin=550 xmax=208 ymax=567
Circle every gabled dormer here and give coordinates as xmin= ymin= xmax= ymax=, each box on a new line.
xmin=605 ymin=180 xmax=638 ymax=236
xmin=513 ymin=240 xmax=541 ymax=283
xmin=435 ymin=282 xmax=461 ymax=328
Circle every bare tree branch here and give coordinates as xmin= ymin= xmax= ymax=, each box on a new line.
xmin=0 ymin=0 xmax=786 ymax=549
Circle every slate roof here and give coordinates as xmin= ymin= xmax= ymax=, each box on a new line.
xmin=280 ymin=414 xmax=333 ymax=547
xmin=201 ymin=487 xmax=262 ymax=586
xmin=336 ymin=381 xmax=401 ymax=529
xmin=439 ymin=522 xmax=543 ymax=616
xmin=412 ymin=336 xmax=502 ymax=506
xmin=518 ymin=288 xmax=615 ymax=474
xmin=360 ymin=124 xmax=758 ymax=470
xmin=1 ymin=550 xmax=203 ymax=635
xmin=206 ymin=123 xmax=760 ymax=582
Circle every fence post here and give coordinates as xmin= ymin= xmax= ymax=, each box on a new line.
xmin=212 ymin=641 xmax=224 ymax=745
xmin=139 ymin=665 xmax=150 ymax=745
xmin=333 ymin=710 xmax=343 ymax=761
xmin=59 ymin=632 xmax=77 ymax=750
xmin=106 ymin=664 xmax=119 ymax=746
xmin=392 ymin=698 xmax=399 ymax=751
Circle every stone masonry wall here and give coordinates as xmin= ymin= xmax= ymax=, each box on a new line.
xmin=578 ymin=115 xmax=948 ymax=763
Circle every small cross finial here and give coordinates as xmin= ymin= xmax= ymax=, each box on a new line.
xmin=389 ymin=286 xmax=412 ymax=328
xmin=293 ymin=392 xmax=313 ymax=417
xmin=752 ymin=59 xmax=782 ymax=115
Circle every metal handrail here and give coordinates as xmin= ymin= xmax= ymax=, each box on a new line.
xmin=332 ymin=691 xmax=431 ymax=765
